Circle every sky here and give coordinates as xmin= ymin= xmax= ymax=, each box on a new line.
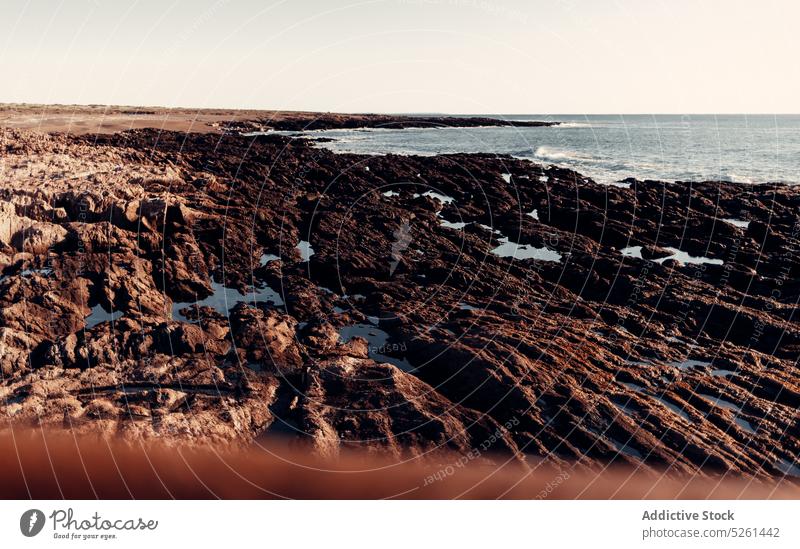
xmin=0 ymin=0 xmax=797 ymax=113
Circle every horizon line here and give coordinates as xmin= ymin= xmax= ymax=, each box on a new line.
xmin=1 ymin=102 xmax=798 ymax=117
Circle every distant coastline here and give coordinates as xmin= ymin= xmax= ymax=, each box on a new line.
xmin=0 ymin=103 xmax=556 ymax=135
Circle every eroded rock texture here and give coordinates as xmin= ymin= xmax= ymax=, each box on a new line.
xmin=0 ymin=127 xmax=798 ymax=479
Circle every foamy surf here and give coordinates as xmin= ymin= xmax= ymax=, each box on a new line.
xmin=303 ymin=115 xmax=800 ymax=185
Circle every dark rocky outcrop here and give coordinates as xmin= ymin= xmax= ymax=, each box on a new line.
xmin=218 ymin=113 xmax=558 ymax=133
xmin=0 ymin=127 xmax=798 ymax=479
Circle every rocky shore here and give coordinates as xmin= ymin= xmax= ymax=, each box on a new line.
xmin=0 ymin=104 xmax=556 ymax=134
xmin=222 ymin=113 xmax=558 ymax=132
xmin=0 ymin=124 xmax=798 ymax=481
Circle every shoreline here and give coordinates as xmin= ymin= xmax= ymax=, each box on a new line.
xmin=3 ymin=104 xmax=794 ymax=187
xmin=0 ymin=103 xmax=557 ymax=135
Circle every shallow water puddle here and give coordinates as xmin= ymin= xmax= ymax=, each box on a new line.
xmin=722 ymin=218 xmax=750 ymax=229
xmin=612 ymin=399 xmax=640 ymax=417
xmin=621 ymin=246 xmax=723 ymax=265
xmin=697 ymin=392 xmax=756 ymax=433
xmin=668 ymin=358 xmax=711 ymax=370
xmin=697 ymin=393 xmax=740 ymax=411
xmin=172 ymin=280 xmax=284 ymax=322
xmin=478 ymin=223 xmax=502 ymax=234
xmin=592 ymin=424 xmax=642 ymax=459
xmin=437 ymin=213 xmax=468 ymax=230
xmin=652 ymin=396 xmax=691 ymax=421
xmin=413 ymin=190 xmax=455 ymax=204
xmin=382 ymin=190 xmax=399 ymax=197
xmin=711 ymin=368 xmax=739 ymax=377
xmin=423 ymin=190 xmax=454 ymax=204
xmin=20 ymin=267 xmax=54 ymax=277
xmin=608 ymin=436 xmax=643 ymax=459
xmin=734 ymin=417 xmax=757 ymax=433
xmin=776 ymin=458 xmax=800 ymax=478
xmin=259 ymin=253 xmax=280 ymax=266
xmin=297 ymin=240 xmax=315 ymax=262
xmin=458 ymin=302 xmax=479 ymax=311
xmin=620 ymin=246 xmax=643 ymax=259
xmin=85 ymin=303 xmax=123 ymax=328
xmin=654 ymin=247 xmax=723 ymax=266
xmin=618 ymin=380 xmax=646 ymax=393
xmin=491 ymin=237 xmax=562 ymax=262
xmin=338 ymin=323 xmax=413 ymax=372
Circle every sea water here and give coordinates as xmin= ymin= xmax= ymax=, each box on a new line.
xmin=279 ymin=114 xmax=800 ymax=185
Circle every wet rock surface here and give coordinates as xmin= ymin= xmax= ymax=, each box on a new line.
xmin=1 ymin=127 xmax=798 ymax=478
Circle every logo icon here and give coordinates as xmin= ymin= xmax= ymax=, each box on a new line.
xmin=20 ymin=509 xmax=45 ymax=537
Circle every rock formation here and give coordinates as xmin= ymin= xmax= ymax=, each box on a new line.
xmin=0 ymin=126 xmax=798 ymax=480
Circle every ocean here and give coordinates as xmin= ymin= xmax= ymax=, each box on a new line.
xmin=293 ymin=114 xmax=800 ymax=185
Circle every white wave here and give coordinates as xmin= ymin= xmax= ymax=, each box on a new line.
xmin=718 ymin=173 xmax=754 ymax=184
xmin=534 ymin=146 xmax=577 ymax=162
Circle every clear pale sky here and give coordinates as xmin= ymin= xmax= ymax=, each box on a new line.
xmin=1 ymin=0 xmax=797 ymax=113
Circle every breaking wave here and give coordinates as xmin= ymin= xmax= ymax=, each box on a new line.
xmin=534 ymin=146 xmax=590 ymax=163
